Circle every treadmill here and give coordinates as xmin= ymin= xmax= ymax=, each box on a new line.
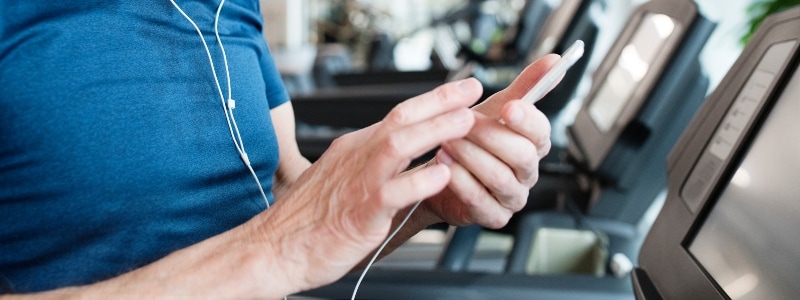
xmin=633 ymin=6 xmax=800 ymax=300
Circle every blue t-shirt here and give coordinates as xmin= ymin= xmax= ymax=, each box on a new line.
xmin=0 ymin=0 xmax=289 ymax=292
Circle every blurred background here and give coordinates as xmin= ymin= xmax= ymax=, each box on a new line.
xmin=253 ymin=1 xmax=800 ymax=299
xmin=260 ymin=0 xmax=761 ymax=157
xmin=260 ymin=0 xmax=759 ymax=93
xmin=256 ymin=1 xmax=796 ymax=298
xmin=257 ymin=0 xmax=773 ymax=269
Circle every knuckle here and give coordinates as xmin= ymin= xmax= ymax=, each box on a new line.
xmin=520 ymin=150 xmax=540 ymax=170
xmin=536 ymin=135 xmax=552 ymax=149
xmin=485 ymin=215 xmax=510 ymax=229
xmin=381 ymin=132 xmax=407 ymax=158
xmin=328 ymin=134 xmax=351 ymax=151
xmin=528 ymin=169 xmax=540 ymax=186
xmin=494 ymin=184 xmax=518 ymax=203
xmin=387 ymin=104 xmax=412 ymax=125
xmin=492 ymin=176 xmax=529 ymax=208
xmin=482 ymin=161 xmax=502 ymax=179
xmin=433 ymin=85 xmax=454 ymax=103
xmin=456 ymin=140 xmax=474 ymax=156
xmin=474 ymin=126 xmax=497 ymax=146
xmin=488 ymin=169 xmax=515 ymax=190
xmin=537 ymin=140 xmax=552 ymax=158
xmin=462 ymin=188 xmax=487 ymax=208
xmin=509 ymin=187 xmax=529 ymax=212
xmin=532 ymin=125 xmax=551 ymax=146
xmin=519 ymin=154 xmax=541 ymax=181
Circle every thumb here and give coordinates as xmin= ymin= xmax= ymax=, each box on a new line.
xmin=474 ymin=54 xmax=561 ymax=117
xmin=378 ymin=164 xmax=451 ymax=212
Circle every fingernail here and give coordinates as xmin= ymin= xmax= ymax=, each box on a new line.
xmin=457 ymin=78 xmax=480 ymax=95
xmin=437 ymin=149 xmax=454 ymax=166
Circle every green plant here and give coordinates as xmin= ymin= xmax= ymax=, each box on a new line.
xmin=743 ymin=0 xmax=800 ymax=44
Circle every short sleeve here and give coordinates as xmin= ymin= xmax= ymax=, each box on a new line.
xmin=258 ymin=38 xmax=291 ymax=108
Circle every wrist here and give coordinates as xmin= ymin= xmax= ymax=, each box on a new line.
xmin=244 ymin=210 xmax=309 ymax=298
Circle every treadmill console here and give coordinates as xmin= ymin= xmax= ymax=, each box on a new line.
xmin=634 ymin=7 xmax=800 ymax=300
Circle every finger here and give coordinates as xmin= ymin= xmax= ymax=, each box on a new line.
xmin=438 ymin=153 xmax=513 ymax=229
xmin=382 ymin=78 xmax=483 ymax=130
xmin=379 ymin=164 xmax=451 ymax=211
xmin=369 ymin=108 xmax=475 ymax=181
xmin=465 ymin=111 xmax=541 ymax=185
xmin=500 ymin=100 xmax=553 ymax=159
xmin=361 ymin=77 xmax=481 ymax=184
xmin=440 ymin=137 xmax=530 ymax=213
xmin=473 ymin=54 xmax=561 ymax=118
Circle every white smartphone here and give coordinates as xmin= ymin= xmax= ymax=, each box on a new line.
xmin=521 ymin=40 xmax=585 ymax=105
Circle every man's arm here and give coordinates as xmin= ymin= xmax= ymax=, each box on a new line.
xmin=0 ymin=215 xmax=299 ymax=299
xmin=349 ymin=54 xmax=562 ymax=266
xmin=1 ymin=79 xmax=482 ymax=299
xmin=270 ymin=102 xmax=312 ymax=200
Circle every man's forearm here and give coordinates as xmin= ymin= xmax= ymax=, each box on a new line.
xmin=1 ymin=218 xmax=297 ymax=299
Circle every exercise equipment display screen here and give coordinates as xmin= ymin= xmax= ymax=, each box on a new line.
xmin=688 ymin=65 xmax=800 ymax=300
xmin=588 ymin=13 xmax=675 ymax=132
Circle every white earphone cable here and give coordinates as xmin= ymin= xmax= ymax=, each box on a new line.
xmin=170 ymin=2 xmax=421 ymax=299
xmin=351 ymin=200 xmax=421 ymax=300
xmin=211 ymin=0 xmax=249 ymax=157
xmin=168 ymin=0 xmax=270 ymax=209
